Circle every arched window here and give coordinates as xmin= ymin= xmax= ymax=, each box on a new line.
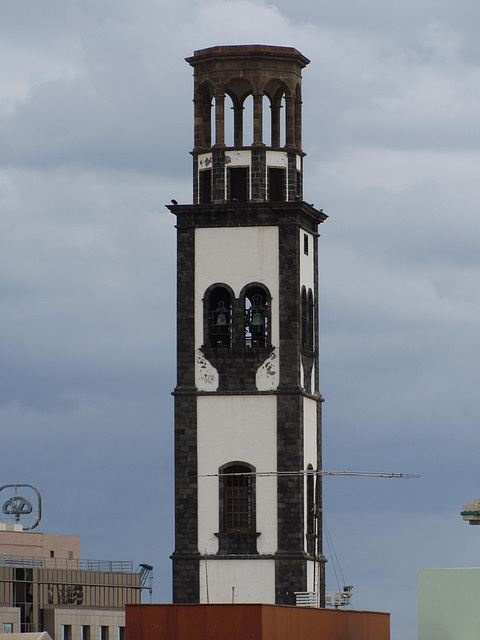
xmin=301 ymin=288 xmax=314 ymax=351
xmin=224 ymin=93 xmax=235 ymax=147
xmin=223 ymin=464 xmax=253 ymax=533
xmin=194 ymin=82 xmax=213 ymax=149
xmin=224 ymin=78 xmax=253 ymax=148
xmin=216 ymin=462 xmax=258 ymax=555
xmin=301 ymin=287 xmax=307 ymax=348
xmin=243 ymin=284 xmax=270 ymax=348
xmin=263 ymin=79 xmax=288 ymax=148
xmin=307 ymin=289 xmax=314 ymax=350
xmin=206 ymin=286 xmax=232 ymax=348
xmin=242 ymin=94 xmax=254 ymax=147
xmin=306 ymin=464 xmax=315 ymax=556
xmin=262 ymin=94 xmax=271 ymax=147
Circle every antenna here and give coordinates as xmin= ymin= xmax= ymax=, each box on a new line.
xmin=197 ymin=469 xmax=419 ymax=479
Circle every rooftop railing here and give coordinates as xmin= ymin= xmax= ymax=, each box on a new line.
xmin=0 ymin=556 xmax=134 ymax=572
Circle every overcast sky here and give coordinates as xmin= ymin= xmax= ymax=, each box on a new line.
xmin=2 ymin=0 xmax=480 ymax=638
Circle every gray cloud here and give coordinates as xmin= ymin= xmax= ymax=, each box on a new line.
xmin=1 ymin=0 xmax=480 ymax=637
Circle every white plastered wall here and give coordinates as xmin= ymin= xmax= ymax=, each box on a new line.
xmin=307 ymin=558 xmax=317 ymax=594
xmin=198 ymin=153 xmax=213 ymax=169
xmin=197 ymin=395 xmax=278 ymax=556
xmin=299 ymin=228 xmax=316 ymax=391
xmin=266 ymin=150 xmax=288 ymax=167
xmin=299 ymin=228 xmax=315 ymax=297
xmin=196 ymin=152 xmax=301 ymax=200
xmin=195 ymin=225 xmax=279 ymax=352
xmin=303 ymin=397 xmax=318 ymax=470
xmin=304 ymin=396 xmax=318 ymax=556
xmin=225 ymin=150 xmax=251 ymax=167
xmin=199 ymin=559 xmax=275 ymax=604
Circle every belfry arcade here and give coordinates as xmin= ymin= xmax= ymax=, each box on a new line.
xmin=187 ymin=44 xmax=309 ymax=205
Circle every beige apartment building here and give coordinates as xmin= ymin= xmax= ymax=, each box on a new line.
xmin=0 ymin=524 xmax=144 ymax=640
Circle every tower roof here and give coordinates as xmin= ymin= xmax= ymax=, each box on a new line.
xmin=186 ymin=44 xmax=310 ymax=68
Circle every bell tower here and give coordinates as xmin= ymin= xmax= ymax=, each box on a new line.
xmin=169 ymin=45 xmax=327 ymax=606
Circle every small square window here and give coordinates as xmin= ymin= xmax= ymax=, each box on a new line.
xmin=3 ymin=623 xmax=13 ymax=633
xmin=304 ymin=234 xmax=309 ymax=255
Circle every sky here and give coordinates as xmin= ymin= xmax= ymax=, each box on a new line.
xmin=2 ymin=0 xmax=480 ymax=638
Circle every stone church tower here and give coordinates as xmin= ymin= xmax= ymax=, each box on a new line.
xmin=168 ymin=44 xmax=327 ymax=606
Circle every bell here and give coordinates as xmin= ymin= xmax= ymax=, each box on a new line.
xmin=250 ymin=311 xmax=264 ymax=335
xmin=215 ymin=313 xmax=228 ymax=327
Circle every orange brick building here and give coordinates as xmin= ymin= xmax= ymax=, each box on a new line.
xmin=126 ymin=604 xmax=390 ymax=640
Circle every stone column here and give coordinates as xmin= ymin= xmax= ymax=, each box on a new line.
xmin=214 ymin=94 xmax=225 ymax=148
xmin=285 ymin=96 xmax=295 ymax=148
xmin=253 ymin=94 xmax=263 ymax=146
xmin=295 ymin=96 xmax=302 ymax=151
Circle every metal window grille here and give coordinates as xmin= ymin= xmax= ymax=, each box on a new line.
xmin=224 ymin=468 xmax=252 ymax=532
